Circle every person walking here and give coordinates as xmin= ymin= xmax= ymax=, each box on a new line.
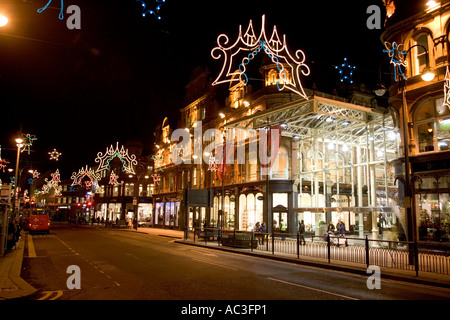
xmin=259 ymin=222 xmax=267 ymax=245
xmin=327 ymin=221 xmax=335 ymax=233
xmin=280 ymin=219 xmax=287 ymax=240
xmin=298 ymin=220 xmax=306 ymax=245
xmin=338 ymin=220 xmax=346 ymax=237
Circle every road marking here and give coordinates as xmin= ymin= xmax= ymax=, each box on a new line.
xmin=192 ymin=258 xmax=239 ymax=271
xmin=267 ymin=277 xmax=359 ymax=300
xmin=27 ymin=233 xmax=37 ymax=258
xmin=53 ymin=234 xmax=121 ymax=287
xmin=38 ymin=290 xmax=63 ymax=300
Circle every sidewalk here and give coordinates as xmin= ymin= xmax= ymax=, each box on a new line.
xmin=0 ymin=235 xmax=36 ymax=300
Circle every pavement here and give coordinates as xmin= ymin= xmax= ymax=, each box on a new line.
xmin=1 ymin=223 xmax=449 ymax=300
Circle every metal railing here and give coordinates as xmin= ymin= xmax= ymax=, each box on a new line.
xmin=187 ymin=227 xmax=450 ymax=276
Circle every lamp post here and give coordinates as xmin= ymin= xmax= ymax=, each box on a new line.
xmin=381 ymin=43 xmax=435 ymax=263
xmin=12 ymin=137 xmax=23 ymax=220
xmin=131 ymin=164 xmax=147 ymax=230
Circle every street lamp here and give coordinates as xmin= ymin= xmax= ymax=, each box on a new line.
xmin=382 ymin=43 xmax=435 ymax=269
xmin=0 ymin=14 xmax=8 ymax=27
xmin=12 ymin=137 xmax=23 ymax=219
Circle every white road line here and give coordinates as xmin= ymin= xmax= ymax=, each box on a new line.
xmin=192 ymin=258 xmax=239 ymax=271
xmin=267 ymin=277 xmax=359 ymax=300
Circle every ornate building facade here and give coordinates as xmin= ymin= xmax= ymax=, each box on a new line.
xmin=381 ymin=0 xmax=450 ymax=242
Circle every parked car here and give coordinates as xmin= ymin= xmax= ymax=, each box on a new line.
xmin=138 ymin=219 xmax=152 ymax=227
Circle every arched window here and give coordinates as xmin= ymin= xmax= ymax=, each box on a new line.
xmin=411 ymin=33 xmax=433 ymax=77
xmin=414 ymin=96 xmax=450 ymax=153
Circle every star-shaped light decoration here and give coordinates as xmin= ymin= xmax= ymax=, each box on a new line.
xmin=49 ymin=149 xmax=62 ymax=161
xmin=32 ymin=170 xmax=40 ymax=178
xmin=136 ymin=0 xmax=165 ymax=19
xmin=336 ymin=58 xmax=356 ymax=83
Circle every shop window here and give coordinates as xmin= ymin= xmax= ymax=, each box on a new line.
xmin=415 ymin=176 xmax=450 ymax=242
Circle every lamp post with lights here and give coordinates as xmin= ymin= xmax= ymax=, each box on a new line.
xmin=12 ymin=137 xmax=23 ymax=220
xmin=377 ymin=43 xmax=435 ymax=270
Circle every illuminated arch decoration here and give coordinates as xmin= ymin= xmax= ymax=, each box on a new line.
xmin=71 ymin=166 xmax=101 ymax=190
xmin=21 ymin=134 xmax=37 ymax=155
xmin=383 ymin=42 xmax=408 ymax=82
xmin=95 ymin=142 xmax=138 ymax=175
xmin=37 ymin=0 xmax=64 ymax=20
xmin=211 ymin=15 xmax=310 ymax=99
xmin=42 ymin=169 xmax=62 ymax=196
xmin=444 ymin=66 xmax=450 ymax=110
xmin=336 ymin=58 xmax=356 ymax=83
xmin=136 ymin=0 xmax=165 ymax=19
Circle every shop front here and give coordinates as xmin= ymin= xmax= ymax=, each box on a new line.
xmin=153 ymin=198 xmax=181 ymax=229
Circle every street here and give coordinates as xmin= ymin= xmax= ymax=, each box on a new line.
xmin=20 ymin=223 xmax=450 ymax=302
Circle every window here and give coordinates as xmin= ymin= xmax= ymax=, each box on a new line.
xmin=414 ymin=96 xmax=450 ymax=153
xmin=271 ymin=147 xmax=289 ymax=179
xmin=412 ymin=33 xmax=432 ymax=77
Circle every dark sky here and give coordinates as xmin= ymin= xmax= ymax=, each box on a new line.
xmin=0 ymin=0 xmax=386 ymax=179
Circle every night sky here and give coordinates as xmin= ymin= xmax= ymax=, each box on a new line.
xmin=0 ymin=0 xmax=386 ymax=180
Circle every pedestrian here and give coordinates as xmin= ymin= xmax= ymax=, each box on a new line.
xmin=327 ymin=221 xmax=335 ymax=233
xmin=260 ymin=222 xmax=267 ymax=245
xmin=280 ymin=219 xmax=287 ymax=240
xmin=7 ymin=219 xmax=16 ymax=249
xmin=298 ymin=220 xmax=306 ymax=245
xmin=338 ymin=220 xmax=346 ymax=237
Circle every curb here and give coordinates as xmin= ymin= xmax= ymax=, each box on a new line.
xmin=0 ymin=236 xmax=37 ymax=300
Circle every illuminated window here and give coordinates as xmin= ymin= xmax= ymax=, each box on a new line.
xmin=412 ymin=33 xmax=432 ymax=77
xmin=271 ymin=147 xmax=289 ymax=179
xmin=414 ymin=96 xmax=450 ymax=153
